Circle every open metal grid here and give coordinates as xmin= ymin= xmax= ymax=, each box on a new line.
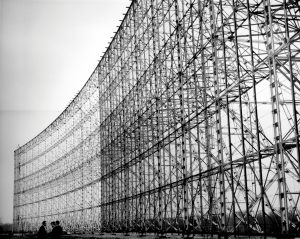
xmin=14 ymin=0 xmax=300 ymax=236
xmin=13 ymin=71 xmax=101 ymax=233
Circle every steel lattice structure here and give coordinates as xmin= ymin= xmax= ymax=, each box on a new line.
xmin=14 ymin=0 xmax=300 ymax=236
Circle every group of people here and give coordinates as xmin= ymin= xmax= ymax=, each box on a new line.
xmin=37 ymin=220 xmax=63 ymax=239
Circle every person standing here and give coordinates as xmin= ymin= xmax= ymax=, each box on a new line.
xmin=52 ymin=221 xmax=63 ymax=238
xmin=49 ymin=221 xmax=56 ymax=238
xmin=37 ymin=221 xmax=47 ymax=239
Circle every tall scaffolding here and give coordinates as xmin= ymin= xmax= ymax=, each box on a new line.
xmin=13 ymin=71 xmax=101 ymax=233
xmin=14 ymin=0 xmax=300 ymax=236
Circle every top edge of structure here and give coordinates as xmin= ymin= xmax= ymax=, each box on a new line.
xmin=14 ymin=0 xmax=136 ymax=156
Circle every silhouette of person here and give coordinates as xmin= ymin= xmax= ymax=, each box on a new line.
xmin=37 ymin=221 xmax=47 ymax=239
xmin=52 ymin=221 xmax=63 ymax=238
xmin=49 ymin=221 xmax=56 ymax=238
xmin=51 ymin=221 xmax=55 ymax=228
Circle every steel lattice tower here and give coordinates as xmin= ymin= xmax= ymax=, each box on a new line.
xmin=14 ymin=0 xmax=300 ymax=237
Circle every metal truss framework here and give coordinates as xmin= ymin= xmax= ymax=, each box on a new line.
xmin=14 ymin=0 xmax=300 ymax=237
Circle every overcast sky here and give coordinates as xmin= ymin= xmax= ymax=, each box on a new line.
xmin=0 ymin=0 xmax=129 ymax=224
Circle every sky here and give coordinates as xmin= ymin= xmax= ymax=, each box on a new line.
xmin=0 ymin=0 xmax=130 ymax=224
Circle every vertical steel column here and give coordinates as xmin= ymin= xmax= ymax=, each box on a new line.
xmin=160 ymin=1 xmax=168 ymax=233
xmin=232 ymin=0 xmax=250 ymax=231
xmin=169 ymin=0 xmax=180 ymax=230
xmin=144 ymin=0 xmax=152 ymax=228
xmin=122 ymin=53 xmax=130 ymax=235
xmin=141 ymin=0 xmax=149 ymax=230
xmin=133 ymin=0 xmax=144 ymax=234
xmin=81 ymin=110 xmax=84 ymax=231
xmin=151 ymin=0 xmax=163 ymax=235
xmin=165 ymin=3 xmax=171 ymax=233
xmin=246 ymin=0 xmax=266 ymax=235
xmin=192 ymin=0 xmax=204 ymax=229
xmin=203 ymin=1 xmax=213 ymax=232
xmin=197 ymin=0 xmax=208 ymax=231
xmin=129 ymin=14 xmax=135 ymax=233
xmin=283 ymin=0 xmax=300 ymax=176
xmin=99 ymin=68 xmax=106 ymax=232
xmin=219 ymin=0 xmax=236 ymax=235
xmin=110 ymin=72 xmax=116 ymax=232
xmin=148 ymin=0 xmax=156 ymax=226
xmin=263 ymin=0 xmax=289 ymax=233
xmin=209 ymin=0 xmax=227 ymax=233
xmin=185 ymin=1 xmax=196 ymax=235
xmin=175 ymin=0 xmax=189 ymax=236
